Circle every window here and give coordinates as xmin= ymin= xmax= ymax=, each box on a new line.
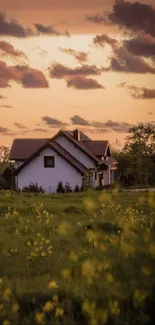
xmin=44 ymin=156 xmax=55 ymax=168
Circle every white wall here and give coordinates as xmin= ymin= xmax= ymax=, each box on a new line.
xmin=55 ymin=135 xmax=95 ymax=169
xmin=17 ymin=147 xmax=82 ymax=193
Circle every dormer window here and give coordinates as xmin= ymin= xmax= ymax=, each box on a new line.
xmin=44 ymin=156 xmax=55 ymax=168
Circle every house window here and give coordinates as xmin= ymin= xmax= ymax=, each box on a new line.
xmin=44 ymin=156 xmax=55 ymax=168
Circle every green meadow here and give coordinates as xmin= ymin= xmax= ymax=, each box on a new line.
xmin=0 ymin=189 xmax=155 ymax=325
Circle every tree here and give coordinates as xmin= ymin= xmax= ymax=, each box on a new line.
xmin=0 ymin=146 xmax=10 ymax=163
xmin=124 ymin=123 xmax=155 ymax=156
xmin=0 ymin=146 xmax=12 ymax=189
xmin=122 ymin=122 xmax=155 ymax=186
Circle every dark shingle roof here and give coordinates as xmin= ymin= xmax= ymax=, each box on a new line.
xmin=14 ymin=141 xmax=89 ymax=176
xmin=82 ymin=141 xmax=109 ymax=156
xmin=9 ymin=138 xmax=47 ymax=160
xmin=59 ymin=131 xmax=100 ymax=163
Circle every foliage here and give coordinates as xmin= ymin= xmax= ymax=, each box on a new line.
xmin=113 ymin=122 xmax=155 ymax=187
xmin=56 ymin=181 xmax=64 ymax=193
xmin=74 ymin=185 xmax=80 ymax=192
xmin=0 ymin=146 xmax=10 ymax=163
xmin=64 ymin=182 xmax=72 ymax=193
xmin=0 ymin=190 xmax=155 ymax=324
xmin=22 ymin=183 xmax=45 ymax=193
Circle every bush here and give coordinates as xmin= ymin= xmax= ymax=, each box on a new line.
xmin=22 ymin=183 xmax=45 ymax=193
xmin=56 ymin=181 xmax=64 ymax=193
xmin=64 ymin=182 xmax=72 ymax=193
xmin=74 ymin=185 xmax=80 ymax=192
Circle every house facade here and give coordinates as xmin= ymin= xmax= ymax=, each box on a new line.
xmin=9 ymin=129 xmax=117 ymax=193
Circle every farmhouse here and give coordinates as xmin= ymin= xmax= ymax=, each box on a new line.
xmin=9 ymin=129 xmax=117 ymax=193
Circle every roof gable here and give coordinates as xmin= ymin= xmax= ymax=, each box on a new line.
xmin=82 ymin=141 xmax=110 ymax=157
xmin=51 ymin=130 xmax=100 ymax=164
xmin=14 ymin=141 xmax=89 ymax=176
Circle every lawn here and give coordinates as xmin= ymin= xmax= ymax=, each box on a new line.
xmin=0 ymin=189 xmax=155 ymax=325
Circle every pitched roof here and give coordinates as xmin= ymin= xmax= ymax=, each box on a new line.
xmin=51 ymin=130 xmax=100 ymax=164
xmin=82 ymin=141 xmax=109 ymax=156
xmin=9 ymin=138 xmax=47 ymax=160
xmin=14 ymin=141 xmax=89 ymax=176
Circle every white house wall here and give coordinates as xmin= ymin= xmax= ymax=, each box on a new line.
xmin=55 ymin=135 xmax=95 ymax=169
xmin=17 ymin=147 xmax=82 ymax=193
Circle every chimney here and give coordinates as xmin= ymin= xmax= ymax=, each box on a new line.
xmin=73 ymin=129 xmax=80 ymax=141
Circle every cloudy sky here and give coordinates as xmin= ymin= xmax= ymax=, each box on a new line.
xmin=0 ymin=0 xmax=155 ymax=148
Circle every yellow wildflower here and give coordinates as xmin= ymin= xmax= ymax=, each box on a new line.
xmin=12 ymin=302 xmax=19 ymax=313
xmin=43 ymin=301 xmax=54 ymax=312
xmin=48 ymin=281 xmax=57 ymax=289
xmin=53 ymin=295 xmax=59 ymax=302
xmin=106 ymin=273 xmax=114 ymax=283
xmin=110 ymin=300 xmax=120 ymax=316
xmin=134 ymin=290 xmax=146 ymax=304
xmin=70 ymin=251 xmax=78 ymax=262
xmin=61 ymin=268 xmax=72 ymax=279
xmin=35 ymin=312 xmax=45 ymax=324
xmin=55 ymin=307 xmax=64 ymax=317
xmin=141 ymin=266 xmax=151 ymax=276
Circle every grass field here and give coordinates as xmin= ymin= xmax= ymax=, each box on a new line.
xmin=0 ymin=189 xmax=155 ymax=325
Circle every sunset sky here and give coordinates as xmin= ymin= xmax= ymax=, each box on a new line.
xmin=0 ymin=0 xmax=155 ymax=149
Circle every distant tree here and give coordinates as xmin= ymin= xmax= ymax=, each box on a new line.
xmin=56 ymin=182 xmax=64 ymax=193
xmin=0 ymin=146 xmax=10 ymax=163
xmin=0 ymin=146 xmax=13 ymax=189
xmin=115 ymin=123 xmax=155 ymax=186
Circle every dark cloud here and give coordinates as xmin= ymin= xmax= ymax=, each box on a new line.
xmin=107 ymin=47 xmax=155 ymax=74
xmin=0 ymin=61 xmax=21 ymax=87
xmin=0 ymin=12 xmax=32 ymax=37
xmin=78 ymin=127 xmax=109 ymax=134
xmin=0 ymin=126 xmax=15 ymax=135
xmin=49 ymin=63 xmax=103 ymax=79
xmin=0 ymin=104 xmax=14 ymax=108
xmin=92 ymin=33 xmax=118 ymax=48
xmin=32 ymin=128 xmax=49 ymax=132
xmin=124 ymin=34 xmax=155 ymax=58
xmin=107 ymin=0 xmax=155 ymax=38
xmin=70 ymin=115 xmax=132 ymax=132
xmin=70 ymin=115 xmax=90 ymax=126
xmin=59 ymin=48 xmax=89 ymax=63
xmin=34 ymin=23 xmax=70 ymax=37
xmin=91 ymin=119 xmax=132 ymax=132
xmin=16 ymin=65 xmax=49 ymax=88
xmin=0 ymin=12 xmax=70 ymax=38
xmin=14 ymin=122 xmax=28 ymax=129
xmin=118 ymin=82 xmax=155 ymax=99
xmin=0 ymin=41 xmax=27 ymax=60
xmin=67 ymin=76 xmax=104 ymax=89
xmin=85 ymin=13 xmax=105 ymax=24
xmin=148 ymin=112 xmax=155 ymax=115
xmin=0 ymin=61 xmax=49 ymax=88
xmin=42 ymin=116 xmax=67 ymax=127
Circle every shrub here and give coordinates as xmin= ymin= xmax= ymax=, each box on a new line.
xmin=64 ymin=182 xmax=72 ymax=193
xmin=74 ymin=185 xmax=80 ymax=192
xmin=56 ymin=181 xmax=64 ymax=193
xmin=22 ymin=183 xmax=45 ymax=193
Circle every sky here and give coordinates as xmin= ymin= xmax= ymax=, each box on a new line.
xmin=0 ymin=0 xmax=155 ymax=149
